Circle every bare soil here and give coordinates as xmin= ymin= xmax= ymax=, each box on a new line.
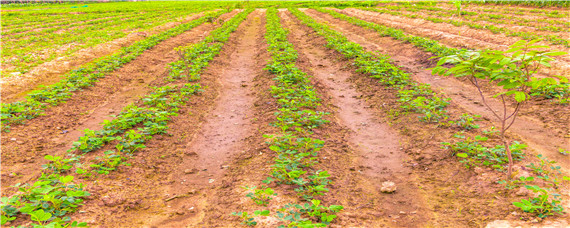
xmin=2 ymin=6 xmax=569 ymax=228
xmin=1 ymin=11 xmax=238 ymax=190
xmin=1 ymin=12 xmax=210 ymax=103
xmin=338 ymin=8 xmax=570 ymax=78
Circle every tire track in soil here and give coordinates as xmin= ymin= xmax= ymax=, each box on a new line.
xmin=1 ymin=11 xmax=210 ymax=103
xmin=281 ymin=10 xmax=429 ymax=226
xmin=0 ymin=11 xmax=239 ymax=190
xmin=304 ymin=9 xmax=570 ymax=174
xmin=337 ymin=8 xmax=570 ymax=78
xmin=141 ymin=10 xmax=268 ymax=227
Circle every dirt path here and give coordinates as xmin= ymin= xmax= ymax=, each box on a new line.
xmin=304 ymin=9 xmax=570 ymax=174
xmin=0 ymin=12 xmax=209 ymax=103
xmin=136 ymin=9 xmax=268 ymax=227
xmin=338 ymin=8 xmax=570 ymax=78
xmin=287 ymin=9 xmax=557 ymax=227
xmin=280 ymin=10 xmax=430 ymax=226
xmin=0 ymin=11 xmax=238 ymax=189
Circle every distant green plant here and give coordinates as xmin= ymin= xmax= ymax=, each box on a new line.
xmin=452 ymin=0 xmax=462 ymax=16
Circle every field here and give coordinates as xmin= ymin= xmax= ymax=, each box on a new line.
xmin=1 ymin=1 xmax=569 ymax=227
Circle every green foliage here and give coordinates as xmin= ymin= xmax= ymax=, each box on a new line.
xmin=513 ymin=185 xmax=564 ymax=218
xmin=321 ymin=7 xmax=460 ymax=57
xmin=1 ymin=174 xmax=89 ymax=226
xmin=379 ymin=4 xmax=569 ymax=47
xmin=1 ymin=10 xmax=226 ymax=131
xmin=276 ymin=200 xmax=343 ymax=227
xmin=168 ymin=9 xmax=254 ymax=81
xmin=444 ymin=114 xmax=481 ymax=130
xmin=433 ymin=39 xmax=567 ymax=103
xmin=4 ymin=10 xmax=252 ymax=226
xmin=526 ymin=154 xmax=564 ymax=188
xmin=294 ymin=8 xmax=451 ymax=123
xmin=244 ymin=186 xmax=276 ymax=206
xmin=232 ymin=8 xmax=343 ymax=227
xmin=442 ymin=134 xmax=526 ymax=170
xmin=231 ymin=210 xmax=270 ymax=226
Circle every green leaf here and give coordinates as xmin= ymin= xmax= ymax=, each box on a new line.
xmin=514 ymin=91 xmax=527 ymax=102
xmin=456 ymin=153 xmax=468 ymax=158
xmin=59 ymin=175 xmax=74 ymax=184
xmin=543 ymin=51 xmax=567 ymax=56
xmin=29 ymin=209 xmax=52 ymax=222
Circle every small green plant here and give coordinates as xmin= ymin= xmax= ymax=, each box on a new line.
xmin=231 ymin=210 xmax=270 ymax=226
xmin=442 ymin=134 xmax=526 ymax=170
xmin=452 ymin=0 xmax=462 ymax=16
xmin=89 ymin=151 xmax=131 ymax=175
xmin=527 ymin=154 xmax=564 ymax=188
xmin=513 ymin=185 xmax=564 ymax=218
xmin=276 ymin=200 xmax=343 ymax=227
xmin=498 ymin=176 xmax=534 ymax=190
xmin=42 ymin=155 xmax=79 ymax=173
xmin=445 ymin=113 xmax=480 ymax=130
xmin=244 ymin=186 xmax=276 ymax=206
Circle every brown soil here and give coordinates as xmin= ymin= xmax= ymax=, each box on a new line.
xmin=68 ymin=9 xmax=270 ymax=227
xmin=2 ymin=6 xmax=570 ymax=228
xmin=394 ymin=8 xmax=568 ymax=36
xmin=0 ymin=11 xmax=209 ymax=103
xmin=338 ymin=8 xmax=570 ymax=78
xmin=434 ymin=3 xmax=570 ymax=21
xmin=305 ymin=8 xmax=570 ymax=174
xmin=285 ymin=9 xmax=523 ymax=227
xmin=280 ymin=10 xmax=429 ymax=226
xmin=0 ymin=11 xmax=238 ymax=190
xmin=2 ymin=13 xmax=132 ymax=38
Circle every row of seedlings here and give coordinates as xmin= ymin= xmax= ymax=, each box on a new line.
xmin=0 ymin=9 xmax=254 ymax=228
xmin=315 ymin=8 xmax=570 ymax=103
xmin=290 ymin=8 xmax=569 ymax=220
xmin=232 ymin=8 xmax=343 ymax=227
xmin=2 ymin=4 xmax=222 ymax=76
xmin=360 ymin=6 xmax=569 ymax=47
xmin=1 ymin=9 xmax=226 ymax=132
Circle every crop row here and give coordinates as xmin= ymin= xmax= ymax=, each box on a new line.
xmin=317 ymin=8 xmax=570 ymax=103
xmin=4 ymin=12 xmax=139 ymax=39
xmin=459 ymin=1 xmax=569 ymax=14
xmin=232 ymin=8 xmax=342 ymax=227
xmin=363 ymin=6 xmax=569 ymax=47
xmin=1 ymin=1 xmax=218 ymax=27
xmin=0 ymin=10 xmax=225 ymax=131
xmin=2 ymin=11 xmax=130 ymax=36
xmin=0 ymin=9 xmax=254 ymax=227
xmin=2 ymin=7 xmax=213 ymax=77
xmin=404 ymin=1 xmax=569 ymax=17
xmin=392 ymin=4 xmax=569 ymax=32
xmin=291 ymin=8 xmax=569 ymax=219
